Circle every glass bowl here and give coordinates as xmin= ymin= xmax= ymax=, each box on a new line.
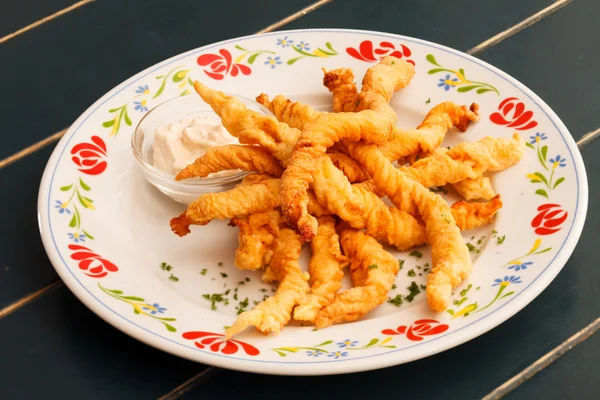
xmin=131 ymin=93 xmax=274 ymax=204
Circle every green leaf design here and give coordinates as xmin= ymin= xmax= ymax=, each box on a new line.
xmin=365 ymin=338 xmax=379 ymax=347
xmin=234 ymin=45 xmax=247 ymax=51
xmin=315 ymin=340 xmax=332 ymax=347
xmin=427 ymin=68 xmax=449 ymax=74
xmin=187 ymin=77 xmax=194 ymax=86
xmin=83 ymin=196 xmax=94 ymax=203
xmin=156 ymin=75 xmax=164 ymax=79
xmin=153 ymin=79 xmax=168 ymax=99
xmin=247 ymin=52 xmax=261 ymax=64
xmin=68 ymin=214 xmax=77 ymax=228
xmin=108 ymin=107 xmax=121 ymax=113
xmin=123 ymin=107 xmax=132 ymax=126
xmin=526 ymin=142 xmax=535 ymax=149
xmin=172 ymin=69 xmax=190 ymax=82
xmin=541 ymin=145 xmax=548 ymax=161
xmin=535 ymin=247 xmax=552 ymax=255
xmin=291 ymin=46 xmax=312 ymax=57
xmin=162 ymin=322 xmax=177 ymax=332
xmin=76 ymin=191 xmax=89 ymax=208
xmin=60 ymin=184 xmax=73 ymax=191
xmin=121 ymin=296 xmax=145 ymax=301
xmin=273 ymin=350 xmax=287 ymax=357
xmin=535 ymin=189 xmax=548 ymax=198
xmin=426 ymin=54 xmax=440 ymax=66
xmin=534 ymin=172 xmax=549 ymax=186
xmin=317 ymin=47 xmax=337 ymax=56
xmin=456 ymin=297 xmax=467 ymax=307
xmin=476 ymin=88 xmax=492 ymax=94
xmin=287 ymin=57 xmax=303 ymax=65
xmin=79 ymin=178 xmax=91 ymax=191
xmin=326 ymin=42 xmax=336 ymax=52
xmin=458 ymin=68 xmax=465 ymax=76
xmin=553 ymin=177 xmax=565 ymax=189
xmin=82 ymin=229 xmax=95 ymax=240
xmin=108 ymin=289 xmax=123 ymax=294
xmin=158 ymin=317 xmax=176 ymax=322
xmin=134 ymin=309 xmax=140 ymax=314
xmin=102 ymin=120 xmax=115 ymax=128
xmin=500 ymin=291 xmax=515 ymax=299
xmin=457 ymin=85 xmax=478 ymax=93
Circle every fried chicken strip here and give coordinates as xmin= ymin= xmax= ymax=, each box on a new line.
xmin=452 ymin=176 xmax=495 ymax=201
xmin=175 ymin=145 xmax=283 ymax=180
xmin=225 ymin=227 xmax=309 ymax=338
xmin=229 ymin=209 xmax=280 ymax=271
xmin=282 ymin=57 xmax=411 ymax=241
xmin=315 ymin=228 xmax=398 ymax=328
xmin=294 ymin=217 xmax=348 ymax=322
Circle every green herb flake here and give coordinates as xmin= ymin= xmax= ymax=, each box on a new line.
xmin=460 ymin=284 xmax=473 ymax=297
xmin=202 ymin=294 xmax=210 ymax=300
xmin=259 ymin=288 xmax=268 ymax=293
xmin=425 ymin=97 xmax=431 ymax=104
xmin=168 ymin=273 xmax=179 ymax=282
xmin=160 ymin=262 xmax=173 ymax=272
xmin=367 ymin=264 xmax=379 ymax=270
xmin=245 ymin=277 xmax=250 ymax=282
xmin=253 ymin=300 xmax=260 ymax=306
xmin=217 ymin=262 xmax=224 ymax=267
xmin=398 ymin=259 xmax=405 ymax=269
xmin=233 ymin=293 xmax=238 ymax=301
xmin=466 ymin=242 xmax=479 ymax=253
xmin=420 ymin=284 xmax=426 ymax=290
xmin=224 ymin=289 xmax=231 ymax=295
xmin=236 ymin=297 xmax=250 ymax=315
xmin=238 ymin=281 xmax=245 ymax=286
xmin=220 ymin=272 xmax=228 ymax=278
xmin=492 ymin=229 xmax=498 ymax=235
xmin=392 ymin=284 xmax=397 ymax=290
xmin=200 ymin=268 xmax=207 ymax=276
xmin=388 ymin=294 xmax=403 ymax=307
xmin=409 ymin=250 xmax=423 ymax=259
xmin=407 ymin=269 xmax=416 ymax=277
xmin=391 ymin=60 xmax=396 ymax=65
xmin=477 ymin=236 xmax=486 ymax=245
xmin=497 ymin=235 xmax=506 ymax=244
xmin=224 ymin=325 xmax=231 ymax=330
xmin=404 ymin=282 xmax=421 ymax=302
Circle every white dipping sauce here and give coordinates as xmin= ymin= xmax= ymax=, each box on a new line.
xmin=152 ymin=116 xmax=239 ymax=177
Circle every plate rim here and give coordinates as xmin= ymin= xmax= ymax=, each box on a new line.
xmin=37 ymin=28 xmax=589 ymax=375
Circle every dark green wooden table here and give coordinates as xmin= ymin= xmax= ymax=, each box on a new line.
xmin=1 ymin=1 xmax=598 ymax=398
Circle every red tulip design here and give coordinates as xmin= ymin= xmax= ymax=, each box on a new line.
xmin=71 ymin=136 xmax=107 ymax=175
xmin=68 ymin=244 xmax=118 ymax=278
xmin=531 ymin=204 xmax=568 ymax=235
xmin=490 ymin=97 xmax=538 ymax=130
xmin=182 ymin=331 xmax=260 ymax=356
xmin=346 ymin=40 xmax=414 ymax=65
xmin=382 ymin=319 xmax=449 ymax=341
xmin=197 ymin=49 xmax=251 ymax=80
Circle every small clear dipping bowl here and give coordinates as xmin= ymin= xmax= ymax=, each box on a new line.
xmin=131 ymin=93 xmax=274 ymax=204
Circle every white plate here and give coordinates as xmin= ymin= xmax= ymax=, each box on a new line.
xmin=38 ymin=29 xmax=588 ymax=375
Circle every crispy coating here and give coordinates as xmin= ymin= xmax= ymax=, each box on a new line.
xmin=281 ymin=57 xmax=409 ymax=241
xmin=327 ymin=152 xmax=370 ymax=182
xmin=229 ymin=209 xmax=280 ymax=271
xmin=256 ymin=93 xmax=321 ymax=130
xmin=346 ymin=143 xmax=472 ymax=312
xmin=170 ymin=177 xmax=280 ymax=236
xmin=452 ymin=176 xmax=496 ymax=201
xmin=315 ymin=228 xmax=399 ymax=328
xmin=294 ymin=217 xmax=348 ymax=322
xmin=322 ymin=67 xmax=359 ymax=112
xmin=175 ymin=145 xmax=283 ymax=180
xmin=312 ymin=156 xmax=501 ymax=249
xmin=194 ymin=82 xmax=300 ymax=161
xmin=225 ymin=228 xmax=309 ymax=338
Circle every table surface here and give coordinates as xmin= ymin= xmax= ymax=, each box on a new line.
xmin=1 ymin=0 xmax=599 ymax=399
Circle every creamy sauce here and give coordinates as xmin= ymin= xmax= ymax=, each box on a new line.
xmin=152 ymin=116 xmax=239 ymax=177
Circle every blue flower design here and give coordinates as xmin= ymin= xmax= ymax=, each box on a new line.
xmin=306 ymin=351 xmax=322 ymax=357
xmin=276 ymin=36 xmax=294 ymax=48
xmin=55 ymin=200 xmax=71 ymax=214
xmin=142 ymin=303 xmax=167 ymax=315
xmin=135 ymin=85 xmax=150 ymax=95
xmin=264 ymin=56 xmax=282 ymax=69
xmin=493 ymin=275 xmax=522 ymax=286
xmin=336 ymin=339 xmax=358 ymax=348
xmin=296 ymin=41 xmax=310 ymax=51
xmin=549 ymin=155 xmax=567 ymax=168
xmin=529 ymin=132 xmax=547 ymax=144
xmin=327 ymin=350 xmax=348 ymax=359
xmin=68 ymin=232 xmax=86 ymax=243
xmin=437 ymin=74 xmax=459 ymax=91
xmin=134 ymin=100 xmax=148 ymax=112
xmin=508 ymin=261 xmax=532 ymax=272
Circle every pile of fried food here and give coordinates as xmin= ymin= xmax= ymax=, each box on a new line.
xmin=169 ymin=56 xmax=525 ymax=339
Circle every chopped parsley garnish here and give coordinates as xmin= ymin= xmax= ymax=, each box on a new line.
xmin=409 ymin=250 xmax=423 ymax=259
xmin=168 ymin=273 xmax=179 ymax=282
xmin=398 ymin=259 xmax=405 ymax=269
xmin=492 ymin=229 xmax=498 ymax=235
xmin=236 ymin=297 xmax=249 ymax=315
xmin=420 ymin=284 xmax=426 ymax=290
xmin=271 ymin=288 xmax=276 ymax=293
xmin=224 ymin=289 xmax=231 ymax=295
xmin=220 ymin=272 xmax=228 ymax=278
xmin=259 ymin=288 xmax=268 ymax=293
xmin=238 ymin=281 xmax=245 ymax=285
xmin=245 ymin=277 xmax=250 ymax=282
xmin=368 ymin=264 xmax=379 ymax=270
xmin=477 ymin=236 xmax=486 ymax=245
xmin=160 ymin=262 xmax=173 ymax=272
xmin=391 ymin=60 xmax=396 ymax=65
xmin=203 ymin=293 xmax=226 ymax=311
xmin=460 ymin=284 xmax=472 ymax=297
xmin=233 ymin=293 xmax=238 ymax=301
xmin=253 ymin=300 xmax=260 ymax=306
xmin=200 ymin=268 xmax=207 ymax=276
xmin=388 ymin=294 xmax=403 ymax=307
xmin=407 ymin=269 xmax=416 ymax=277
xmin=404 ymin=282 xmax=421 ymax=302
xmin=392 ymin=284 xmax=397 ymax=290
xmin=426 ymin=98 xmax=431 ymax=104
xmin=224 ymin=325 xmax=230 ymax=330
xmin=497 ymin=235 xmax=506 ymax=244
xmin=466 ymin=242 xmax=480 ymax=253
xmin=217 ymin=262 xmax=223 ymax=267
